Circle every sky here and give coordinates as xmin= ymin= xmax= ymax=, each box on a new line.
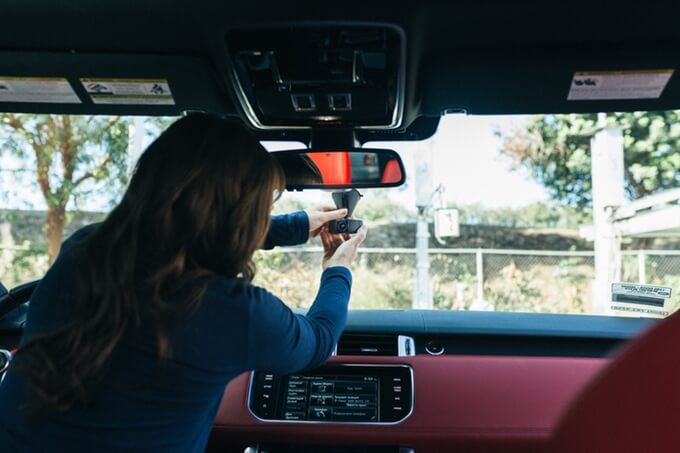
xmin=358 ymin=114 xmax=548 ymax=211
xmin=2 ymin=114 xmax=550 ymax=212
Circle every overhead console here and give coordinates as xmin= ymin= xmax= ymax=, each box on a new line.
xmin=226 ymin=24 xmax=405 ymax=130
xmin=249 ymin=364 xmax=413 ymax=424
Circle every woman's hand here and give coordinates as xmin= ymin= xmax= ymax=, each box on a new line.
xmin=306 ymin=206 xmax=348 ymax=239
xmin=320 ymin=225 xmax=368 ymax=270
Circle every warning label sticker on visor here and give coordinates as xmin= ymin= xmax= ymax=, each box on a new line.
xmin=0 ymin=77 xmax=81 ymax=103
xmin=81 ymin=78 xmax=175 ymax=105
xmin=567 ymin=70 xmax=673 ymax=101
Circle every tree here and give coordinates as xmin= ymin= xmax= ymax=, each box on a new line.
xmin=0 ymin=115 xmax=129 ymax=263
xmin=500 ymin=111 xmax=680 ymax=208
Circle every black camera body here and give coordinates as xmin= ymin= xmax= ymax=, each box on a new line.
xmin=328 ymin=189 xmax=363 ymax=234
xmin=329 ymin=218 xmax=363 ymax=234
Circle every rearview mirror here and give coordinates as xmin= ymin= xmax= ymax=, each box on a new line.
xmin=273 ymin=148 xmax=406 ymax=190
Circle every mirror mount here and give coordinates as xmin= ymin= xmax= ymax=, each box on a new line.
xmin=332 ymin=189 xmax=363 ymax=217
xmin=310 ymin=128 xmax=357 ymax=150
xmin=329 ymin=189 xmax=364 ymax=234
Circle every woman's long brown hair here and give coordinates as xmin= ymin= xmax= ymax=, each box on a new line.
xmin=15 ymin=114 xmax=285 ymax=417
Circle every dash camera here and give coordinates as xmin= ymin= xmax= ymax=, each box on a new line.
xmin=328 ymin=189 xmax=363 ymax=234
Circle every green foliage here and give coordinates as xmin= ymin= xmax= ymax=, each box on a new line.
xmin=144 ymin=116 xmax=177 ymax=142
xmin=0 ymin=241 xmax=49 ymax=288
xmin=253 ymin=250 xmax=415 ymax=310
xmin=430 ymin=255 xmax=477 ymax=310
xmin=486 ymin=261 xmax=543 ymax=312
xmin=251 ymin=249 xmax=600 ymax=314
xmin=357 ymin=191 xmax=415 ymax=223
xmin=500 ymin=111 xmax=680 ymax=208
xmin=553 ymin=257 xmax=591 ymax=313
xmin=0 ymin=114 xmax=131 ymax=210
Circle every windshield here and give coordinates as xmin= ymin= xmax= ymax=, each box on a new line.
xmin=2 ymin=112 xmax=679 ymax=317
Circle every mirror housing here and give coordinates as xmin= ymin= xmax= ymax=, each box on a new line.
xmin=273 ymin=148 xmax=406 ymax=190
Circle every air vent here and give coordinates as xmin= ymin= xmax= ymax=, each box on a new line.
xmin=336 ymin=334 xmax=398 ymax=356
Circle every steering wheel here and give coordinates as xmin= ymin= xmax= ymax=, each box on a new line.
xmin=0 ymin=349 xmax=11 ymax=382
xmin=0 ymin=280 xmax=38 ymax=383
xmin=0 ymin=280 xmax=39 ymax=320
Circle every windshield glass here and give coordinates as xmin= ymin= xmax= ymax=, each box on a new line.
xmin=2 ymin=112 xmax=679 ymax=317
xmin=262 ymin=112 xmax=680 ymax=316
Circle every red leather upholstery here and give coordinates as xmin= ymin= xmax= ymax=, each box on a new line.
xmin=552 ymin=314 xmax=675 ymax=452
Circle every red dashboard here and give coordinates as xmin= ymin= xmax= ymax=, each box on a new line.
xmin=209 ymin=355 xmax=606 ymax=452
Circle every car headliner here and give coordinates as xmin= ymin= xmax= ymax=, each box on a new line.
xmin=2 ymin=0 xmax=680 ymax=142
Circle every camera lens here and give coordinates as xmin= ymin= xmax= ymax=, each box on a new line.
xmin=337 ymin=220 xmax=347 ymax=232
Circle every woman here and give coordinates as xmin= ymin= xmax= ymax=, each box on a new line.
xmin=0 ymin=114 xmax=367 ymax=452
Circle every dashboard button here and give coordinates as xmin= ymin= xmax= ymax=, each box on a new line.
xmin=309 ymin=407 xmax=332 ymax=420
xmin=310 ymin=381 xmax=334 ymax=394
xmin=425 ymin=340 xmax=445 ymax=355
xmin=284 ymin=411 xmax=306 ymax=420
xmin=309 ymin=395 xmax=333 ymax=406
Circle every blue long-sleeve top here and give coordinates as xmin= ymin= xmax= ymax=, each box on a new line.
xmin=0 ymin=211 xmax=351 ymax=452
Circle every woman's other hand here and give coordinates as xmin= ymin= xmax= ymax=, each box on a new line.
xmin=321 ymin=225 xmax=368 ymax=270
xmin=306 ymin=206 xmax=348 ymax=239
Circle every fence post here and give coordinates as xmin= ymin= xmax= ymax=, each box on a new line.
xmin=638 ymin=251 xmax=647 ymax=284
xmin=475 ymin=249 xmax=484 ymax=300
xmin=590 ymin=117 xmax=624 ymax=314
xmin=413 ymin=210 xmax=432 ymax=309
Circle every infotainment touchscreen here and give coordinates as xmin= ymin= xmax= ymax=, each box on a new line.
xmin=250 ymin=364 xmax=412 ymax=423
xmin=283 ymin=375 xmax=379 ymax=422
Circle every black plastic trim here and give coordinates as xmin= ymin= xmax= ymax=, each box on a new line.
xmin=337 ymin=310 xmax=656 ymax=358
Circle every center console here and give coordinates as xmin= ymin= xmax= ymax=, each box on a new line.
xmin=249 ymin=364 xmax=413 ymax=424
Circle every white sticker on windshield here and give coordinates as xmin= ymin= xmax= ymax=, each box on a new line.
xmin=610 ymin=283 xmax=672 ymax=318
xmin=80 ymin=78 xmax=175 ymax=105
xmin=567 ymin=70 xmax=673 ymax=100
xmin=0 ymin=77 xmax=81 ymax=103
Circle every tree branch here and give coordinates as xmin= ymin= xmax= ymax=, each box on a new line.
xmin=2 ymin=113 xmax=25 ymax=131
xmin=102 ymin=116 xmax=121 ymax=131
xmin=71 ymin=154 xmax=112 ymax=189
xmin=59 ymin=116 xmax=78 ymax=183
xmin=32 ymin=121 xmax=53 ymax=200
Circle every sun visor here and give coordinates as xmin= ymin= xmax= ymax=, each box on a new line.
xmin=421 ymin=46 xmax=680 ymax=115
xmin=0 ymin=52 xmax=232 ymax=116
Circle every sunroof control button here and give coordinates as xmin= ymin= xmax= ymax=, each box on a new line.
xmin=291 ymin=94 xmax=316 ymax=112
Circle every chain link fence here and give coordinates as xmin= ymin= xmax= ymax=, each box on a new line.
xmin=253 ymin=247 xmax=680 ymax=313
xmin=2 ymin=244 xmax=680 ymax=314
